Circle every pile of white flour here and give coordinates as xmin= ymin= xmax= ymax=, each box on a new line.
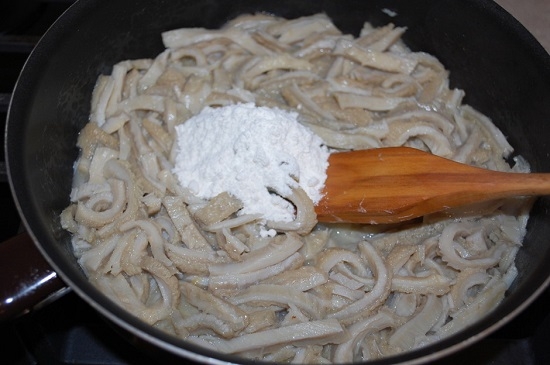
xmin=173 ymin=103 xmax=329 ymax=222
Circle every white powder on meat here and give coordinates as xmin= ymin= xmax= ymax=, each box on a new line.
xmin=173 ymin=103 xmax=330 ymax=222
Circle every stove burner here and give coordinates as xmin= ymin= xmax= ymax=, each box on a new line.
xmin=0 ymin=1 xmax=43 ymax=35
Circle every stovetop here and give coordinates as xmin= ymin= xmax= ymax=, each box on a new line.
xmin=0 ymin=1 xmax=549 ymax=364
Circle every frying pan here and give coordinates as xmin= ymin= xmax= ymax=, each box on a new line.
xmin=2 ymin=0 xmax=550 ymax=363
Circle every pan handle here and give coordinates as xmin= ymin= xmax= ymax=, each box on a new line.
xmin=0 ymin=232 xmax=70 ymax=321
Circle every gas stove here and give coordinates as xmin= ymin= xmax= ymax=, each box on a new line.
xmin=0 ymin=1 xmax=549 ymax=364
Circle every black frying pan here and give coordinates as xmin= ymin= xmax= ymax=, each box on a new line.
xmin=3 ymin=0 xmax=550 ymax=363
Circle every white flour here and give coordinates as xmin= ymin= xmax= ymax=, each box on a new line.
xmin=173 ymin=103 xmax=329 ymax=222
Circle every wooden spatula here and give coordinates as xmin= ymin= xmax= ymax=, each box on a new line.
xmin=315 ymin=147 xmax=550 ymax=224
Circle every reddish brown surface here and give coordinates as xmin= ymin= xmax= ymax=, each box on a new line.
xmin=495 ymin=0 xmax=550 ymax=52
